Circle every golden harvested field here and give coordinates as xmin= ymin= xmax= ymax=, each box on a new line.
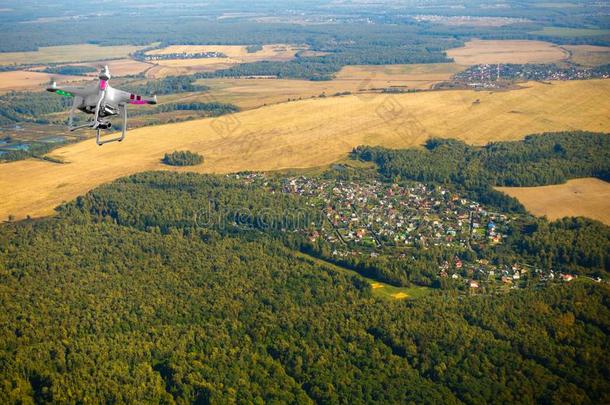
xmin=145 ymin=64 xmax=194 ymax=79
xmin=75 ymin=59 xmax=154 ymax=77
xmin=147 ymin=44 xmax=301 ymax=60
xmin=497 ymin=178 xmax=610 ymax=225
xmin=563 ymin=45 xmax=610 ymax=66
xmin=334 ymin=63 xmax=465 ymax=90
xmin=200 ymin=63 xmax=464 ymax=109
xmin=1 ymin=79 xmax=609 ymax=220
xmin=145 ymin=44 xmax=303 ymax=77
xmin=0 ymin=71 xmax=83 ymax=93
xmin=0 ymin=44 xmax=146 ymax=66
xmin=447 ymin=40 xmax=569 ymax=65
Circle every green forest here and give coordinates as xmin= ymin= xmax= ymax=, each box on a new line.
xmin=0 ymin=92 xmax=72 ymax=126
xmin=353 ymin=131 xmax=610 ymax=212
xmin=59 ymin=142 xmax=609 ymax=290
xmin=122 ymin=76 xmax=210 ymax=96
xmin=162 ymin=151 xmax=204 ymax=166
xmin=41 ymin=66 xmax=97 ymax=76
xmin=1 ymin=0 xmax=608 ymax=53
xmin=1 ymin=2 xmax=609 ymax=402
xmin=0 ymin=163 xmax=609 ymax=403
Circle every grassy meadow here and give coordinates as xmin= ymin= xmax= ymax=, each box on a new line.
xmin=296 ymin=252 xmax=433 ymax=300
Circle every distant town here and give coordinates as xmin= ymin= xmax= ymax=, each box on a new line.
xmin=447 ymin=63 xmax=610 ymax=89
xmin=140 ymin=51 xmax=228 ymax=61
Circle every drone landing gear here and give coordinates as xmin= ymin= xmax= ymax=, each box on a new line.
xmin=94 ymin=104 xmax=127 ymax=146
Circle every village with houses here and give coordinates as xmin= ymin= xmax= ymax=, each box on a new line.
xmin=450 ymin=63 xmax=610 ymax=89
xmin=138 ymin=50 xmax=228 ymax=61
xmin=230 ymin=173 xmax=584 ymax=292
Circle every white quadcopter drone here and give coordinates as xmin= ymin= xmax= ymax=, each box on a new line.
xmin=47 ymin=66 xmax=157 ymax=145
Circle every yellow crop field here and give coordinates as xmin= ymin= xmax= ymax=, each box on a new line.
xmin=333 ymin=63 xmax=465 ymax=90
xmin=447 ymin=40 xmax=569 ymax=65
xmin=75 ymin=59 xmax=154 ymax=77
xmin=1 ymin=79 xmax=609 ymax=220
xmin=145 ymin=64 xmax=194 ymax=79
xmin=200 ymin=63 xmax=464 ymax=109
xmin=0 ymin=71 xmax=83 ymax=93
xmin=497 ymin=178 xmax=610 ymax=225
xmin=155 ymin=58 xmax=235 ymax=69
xmin=563 ymin=45 xmax=610 ymax=66
xmin=145 ymin=44 xmax=302 ymax=77
xmin=0 ymin=44 xmax=146 ymax=66
xmin=147 ymin=44 xmax=301 ymax=60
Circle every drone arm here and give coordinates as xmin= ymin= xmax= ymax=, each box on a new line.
xmin=117 ymin=89 xmax=157 ymax=105
xmin=129 ymin=94 xmax=157 ymax=105
xmin=47 ymin=83 xmax=93 ymax=98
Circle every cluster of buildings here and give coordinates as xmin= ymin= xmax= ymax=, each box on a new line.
xmin=439 ymin=259 xmax=580 ymax=291
xmin=453 ymin=63 xmax=610 ymax=88
xmin=229 ymin=174 xmax=584 ymax=291
xmin=280 ymin=176 xmax=509 ymax=251
xmin=411 ymin=15 xmax=529 ymax=26
xmin=142 ymin=51 xmax=227 ymax=61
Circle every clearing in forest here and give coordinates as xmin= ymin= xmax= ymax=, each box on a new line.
xmin=497 ymin=178 xmax=610 ymax=225
xmin=563 ymin=45 xmax=610 ymax=66
xmin=447 ymin=40 xmax=568 ymax=65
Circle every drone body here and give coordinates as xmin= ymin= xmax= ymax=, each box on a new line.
xmin=47 ymin=66 xmax=157 ymax=145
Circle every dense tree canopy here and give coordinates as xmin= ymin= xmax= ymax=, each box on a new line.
xmin=1 ymin=132 xmax=609 ymax=403
xmin=122 ymin=76 xmax=210 ymax=96
xmin=353 ymin=131 xmax=610 ymax=211
xmin=162 ymin=151 xmax=204 ymax=166
xmin=0 ymin=190 xmax=608 ymax=402
xmin=41 ymin=65 xmax=97 ymax=76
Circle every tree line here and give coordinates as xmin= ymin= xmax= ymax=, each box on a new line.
xmin=122 ymin=76 xmax=210 ymax=96
xmin=41 ymin=65 xmax=97 ymax=76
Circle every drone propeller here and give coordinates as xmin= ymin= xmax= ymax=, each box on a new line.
xmin=99 ymin=65 xmax=111 ymax=81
